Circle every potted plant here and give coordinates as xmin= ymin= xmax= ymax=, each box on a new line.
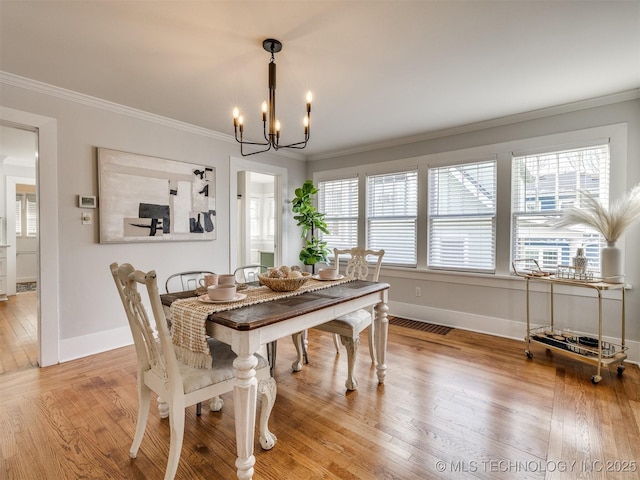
xmin=553 ymin=183 xmax=640 ymax=282
xmin=291 ymin=180 xmax=330 ymax=272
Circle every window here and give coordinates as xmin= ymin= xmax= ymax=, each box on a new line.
xmin=428 ymin=160 xmax=497 ymax=272
xmin=249 ymin=197 xmax=260 ymax=239
xmin=267 ymin=196 xmax=275 ymax=237
xmin=15 ymin=197 xmax=22 ymax=236
xmin=367 ymin=171 xmax=418 ymax=266
xmin=314 ymin=124 xmax=624 ymax=279
xmin=16 ymin=193 xmax=37 ymax=237
xmin=318 ymin=178 xmax=358 ymax=251
xmin=512 ymin=144 xmax=609 ymax=270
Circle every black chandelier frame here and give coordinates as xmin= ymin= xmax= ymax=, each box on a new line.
xmin=233 ymin=39 xmax=311 ymax=157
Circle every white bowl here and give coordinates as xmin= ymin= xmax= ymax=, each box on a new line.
xmin=318 ymin=268 xmax=338 ymax=280
xmin=208 ymin=284 xmax=236 ymax=301
xmin=218 ymin=274 xmax=236 ymax=285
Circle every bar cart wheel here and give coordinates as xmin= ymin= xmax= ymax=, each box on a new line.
xmin=617 ymin=365 xmax=625 ymax=375
xmin=525 ymin=350 xmax=533 ymax=359
xmin=591 ymin=375 xmax=602 ymax=384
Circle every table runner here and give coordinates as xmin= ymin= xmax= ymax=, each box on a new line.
xmin=170 ymin=277 xmax=353 ymax=368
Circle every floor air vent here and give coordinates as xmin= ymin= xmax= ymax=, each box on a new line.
xmin=388 ymin=316 xmax=452 ymax=335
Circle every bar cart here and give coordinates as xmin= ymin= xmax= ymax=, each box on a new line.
xmin=513 ymin=259 xmax=627 ymax=384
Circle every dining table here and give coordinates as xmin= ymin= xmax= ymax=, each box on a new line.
xmin=161 ymin=277 xmax=390 ymax=480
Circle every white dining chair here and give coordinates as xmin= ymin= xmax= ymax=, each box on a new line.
xmin=110 ymin=262 xmax=277 ymax=480
xmin=291 ymin=247 xmax=384 ymax=390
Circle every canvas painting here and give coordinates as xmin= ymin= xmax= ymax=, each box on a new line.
xmin=98 ymin=148 xmax=216 ymax=243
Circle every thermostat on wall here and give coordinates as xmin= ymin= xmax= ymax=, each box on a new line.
xmin=78 ymin=195 xmax=96 ymax=208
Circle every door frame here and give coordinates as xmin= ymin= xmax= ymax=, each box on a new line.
xmin=0 ymin=107 xmax=60 ymax=367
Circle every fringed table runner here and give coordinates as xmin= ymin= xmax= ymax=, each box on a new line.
xmin=170 ymin=277 xmax=353 ymax=368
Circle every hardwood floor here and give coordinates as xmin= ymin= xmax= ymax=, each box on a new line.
xmin=0 ymin=291 xmax=38 ymax=374
xmin=0 ymin=323 xmax=638 ymax=479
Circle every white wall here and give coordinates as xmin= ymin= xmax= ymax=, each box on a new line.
xmin=0 ymin=77 xmax=307 ymax=363
xmin=307 ymin=97 xmax=640 ymax=362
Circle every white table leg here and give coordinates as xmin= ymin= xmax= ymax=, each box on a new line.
xmin=374 ymin=301 xmax=389 ymax=384
xmin=233 ymin=353 xmax=258 ymax=480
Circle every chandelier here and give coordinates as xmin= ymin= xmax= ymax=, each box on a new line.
xmin=233 ymin=39 xmax=312 ymax=156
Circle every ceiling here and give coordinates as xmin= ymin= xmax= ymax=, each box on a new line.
xmin=1 ymin=1 xmax=639 ymax=160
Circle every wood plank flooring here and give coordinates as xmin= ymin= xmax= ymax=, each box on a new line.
xmin=1 ymin=320 xmax=639 ymax=479
xmin=0 ymin=291 xmax=38 ymax=374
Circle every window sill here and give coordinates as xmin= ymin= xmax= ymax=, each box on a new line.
xmin=380 ymin=266 xmax=629 ymax=299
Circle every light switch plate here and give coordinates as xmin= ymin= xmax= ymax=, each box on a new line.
xmin=82 ymin=211 xmax=93 ymax=225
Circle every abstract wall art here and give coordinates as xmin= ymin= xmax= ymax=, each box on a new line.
xmin=98 ymin=148 xmax=216 ymax=243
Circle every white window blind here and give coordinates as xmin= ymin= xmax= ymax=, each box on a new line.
xmin=318 ymin=178 xmax=358 ymax=251
xmin=512 ymin=144 xmax=609 ymax=271
xmin=428 ymin=160 xmax=497 ymax=272
xmin=15 ymin=196 xmax=22 ymax=237
xmin=367 ymin=171 xmax=417 ymax=266
xmin=267 ymin=196 xmax=275 ymax=237
xmin=26 ymin=194 xmax=37 ymax=236
xmin=249 ymin=197 xmax=260 ymax=238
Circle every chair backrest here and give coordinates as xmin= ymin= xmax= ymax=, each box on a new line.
xmin=111 ymin=262 xmax=180 ymax=386
xmin=334 ymin=247 xmax=384 ymax=282
xmin=165 ymin=270 xmax=215 ymax=293
xmin=233 ymin=265 xmax=268 ymax=284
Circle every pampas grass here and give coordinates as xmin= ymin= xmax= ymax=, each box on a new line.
xmin=553 ymin=183 xmax=640 ymax=243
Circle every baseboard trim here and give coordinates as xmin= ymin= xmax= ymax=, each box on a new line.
xmin=58 ymin=303 xmax=638 ymax=366
xmin=388 ymin=300 xmax=639 ymax=365
xmin=59 ymin=326 xmax=133 ymax=363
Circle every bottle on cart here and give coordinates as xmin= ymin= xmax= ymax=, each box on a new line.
xmin=572 ymin=247 xmax=588 ymax=274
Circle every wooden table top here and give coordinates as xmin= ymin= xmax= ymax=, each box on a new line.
xmin=161 ymin=280 xmax=389 ymax=331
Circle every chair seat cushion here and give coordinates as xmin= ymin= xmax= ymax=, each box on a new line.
xmin=180 ymin=339 xmax=269 ymax=394
xmin=314 ymin=308 xmax=372 ymax=337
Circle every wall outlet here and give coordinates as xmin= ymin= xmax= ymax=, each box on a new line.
xmin=82 ymin=211 xmax=93 ymax=225
xmin=415 ymin=287 xmax=421 ymax=297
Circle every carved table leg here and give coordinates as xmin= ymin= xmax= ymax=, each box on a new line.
xmin=233 ymin=353 xmax=258 ymax=480
xmin=374 ymin=301 xmax=389 ymax=384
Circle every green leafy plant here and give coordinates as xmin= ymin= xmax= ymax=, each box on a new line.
xmin=291 ymin=180 xmax=330 ymax=270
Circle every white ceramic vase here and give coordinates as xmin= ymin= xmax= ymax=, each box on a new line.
xmin=600 ymin=242 xmax=623 ymax=283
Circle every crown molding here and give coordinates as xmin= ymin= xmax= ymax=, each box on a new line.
xmin=3 ymin=71 xmax=636 ymax=164
xmin=0 ymin=71 xmax=305 ymax=161
xmin=307 ymin=88 xmax=640 ymax=162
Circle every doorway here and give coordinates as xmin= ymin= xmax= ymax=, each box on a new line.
xmin=0 ymin=123 xmax=39 ymax=372
xmin=237 ymin=171 xmax=276 ymax=268
xmin=229 ymin=157 xmax=288 ymax=273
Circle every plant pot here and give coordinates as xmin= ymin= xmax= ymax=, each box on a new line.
xmin=600 ymin=242 xmax=624 ymax=283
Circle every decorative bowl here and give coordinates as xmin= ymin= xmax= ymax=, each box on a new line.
xmin=258 ymin=272 xmax=312 ymax=292
xmin=318 ymin=268 xmax=338 ymax=280
xmin=208 ymin=284 xmax=237 ymax=301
